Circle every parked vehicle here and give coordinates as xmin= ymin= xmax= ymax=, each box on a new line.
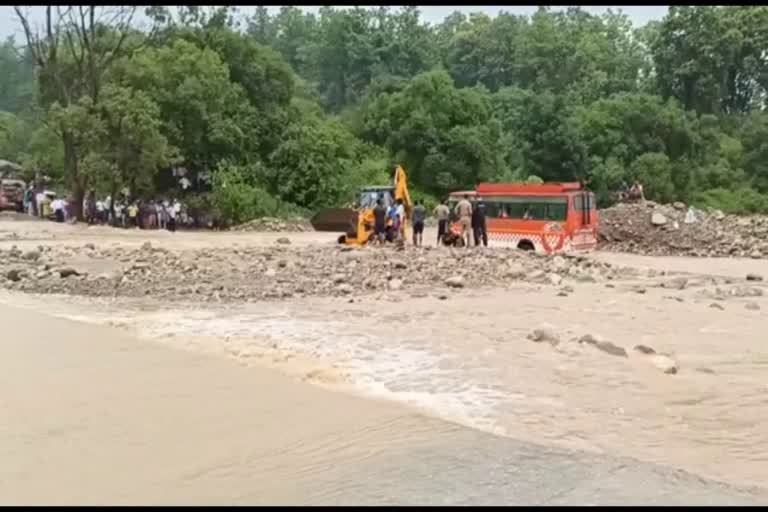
xmin=0 ymin=178 xmax=26 ymax=212
xmin=446 ymin=182 xmax=598 ymax=253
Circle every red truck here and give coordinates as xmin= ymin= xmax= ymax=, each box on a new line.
xmin=0 ymin=178 xmax=26 ymax=212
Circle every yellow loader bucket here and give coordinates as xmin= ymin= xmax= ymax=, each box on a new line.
xmin=310 ymin=208 xmax=359 ymax=235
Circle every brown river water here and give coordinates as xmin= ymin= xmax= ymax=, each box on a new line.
xmin=2 ymin=217 xmax=768 ymax=503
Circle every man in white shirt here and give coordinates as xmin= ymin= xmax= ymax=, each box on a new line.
xmin=61 ymin=198 xmax=70 ymax=222
xmin=51 ymin=197 xmax=65 ymax=223
xmin=35 ymin=191 xmax=45 ymax=218
xmin=104 ymin=195 xmax=113 ymax=225
xmin=155 ymin=201 xmax=166 ymax=229
xmin=114 ymin=202 xmax=124 ymax=227
xmin=95 ymin=199 xmax=104 ymax=224
xmin=395 ymin=198 xmax=406 ymax=242
xmin=167 ymin=199 xmax=180 ymax=232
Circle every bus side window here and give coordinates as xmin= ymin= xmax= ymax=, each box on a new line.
xmin=580 ymin=192 xmax=592 ymax=224
xmin=574 ymin=194 xmax=584 ymax=212
xmin=548 ymin=204 xmax=567 ymax=220
xmin=484 ymin=202 xmax=508 ymax=218
xmin=489 ymin=202 xmax=508 ymax=218
xmin=508 ymin=203 xmax=527 ymax=219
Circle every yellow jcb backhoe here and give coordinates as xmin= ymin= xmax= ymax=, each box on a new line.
xmin=310 ymin=164 xmax=413 ymax=245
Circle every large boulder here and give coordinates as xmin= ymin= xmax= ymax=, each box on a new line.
xmin=5 ymin=269 xmax=22 ymax=282
xmin=445 ymin=275 xmax=465 ymax=288
xmin=528 ymin=327 xmax=559 ymax=346
xmin=650 ymin=354 xmax=678 ymax=375
xmin=651 ymin=212 xmax=668 ymax=226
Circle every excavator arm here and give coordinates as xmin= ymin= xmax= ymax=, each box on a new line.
xmin=394 ymin=164 xmax=413 ymax=243
xmin=393 ymin=165 xmax=412 ymax=218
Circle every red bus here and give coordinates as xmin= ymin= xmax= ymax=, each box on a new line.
xmin=447 ymin=182 xmax=598 ymax=253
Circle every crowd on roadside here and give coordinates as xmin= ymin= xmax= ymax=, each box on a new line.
xmin=21 ymin=183 xmax=190 ymax=232
xmin=83 ymin=192 xmax=184 ymax=232
xmin=22 ymin=184 xmax=69 ymax=222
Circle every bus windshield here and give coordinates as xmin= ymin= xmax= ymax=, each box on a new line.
xmin=484 ymin=196 xmax=568 ymax=221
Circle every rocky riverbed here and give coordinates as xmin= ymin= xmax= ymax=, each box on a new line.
xmin=1 ymin=239 xmax=640 ymax=302
xmin=230 ymin=216 xmax=312 ymax=232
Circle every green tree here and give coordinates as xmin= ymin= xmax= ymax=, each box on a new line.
xmin=211 ymin=161 xmax=295 ymax=226
xmin=46 ymin=96 xmax=107 ymax=200
xmin=14 ymin=6 xmax=160 ymax=219
xmin=267 ymin=115 xmax=360 ymax=209
xmin=358 ymin=70 xmax=504 ymax=194
xmin=629 ymin=152 xmax=675 ymax=203
xmin=96 ymin=84 xmax=174 ymax=203
xmin=115 ymin=39 xmax=254 ymax=175
xmin=739 ymin=113 xmax=768 ymax=191
xmin=568 ymin=93 xmax=698 ymax=196
xmin=0 ymin=112 xmax=33 ymax=163
xmin=0 ymin=37 xmax=36 ymax=114
xmin=651 ymin=6 xmax=768 ymax=115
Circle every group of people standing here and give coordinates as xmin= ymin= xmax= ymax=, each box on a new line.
xmin=372 ymin=198 xmax=407 ymax=245
xmin=21 ymin=183 xmax=184 ymax=233
xmin=84 ymin=192 xmax=182 ymax=232
xmin=618 ymin=180 xmax=645 ymax=202
xmin=22 ymin=183 xmax=71 ymax=222
xmin=434 ymin=195 xmax=488 ymax=248
xmin=370 ymin=195 xmax=488 ymax=248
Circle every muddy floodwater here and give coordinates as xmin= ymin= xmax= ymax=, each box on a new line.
xmin=2 ymin=215 xmax=768 ymax=504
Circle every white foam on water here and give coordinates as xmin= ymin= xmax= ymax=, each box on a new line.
xmin=139 ymin=310 xmax=509 ymax=435
xmin=0 ymin=292 xmax=508 ymax=437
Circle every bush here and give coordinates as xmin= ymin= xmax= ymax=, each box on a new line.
xmin=341 ymin=149 xmax=391 ymax=202
xmin=211 ymin=162 xmax=302 ymax=226
xmin=410 ymin=189 xmax=440 ymax=212
xmin=525 ymin=175 xmax=544 ymax=184
xmin=629 ymin=153 xmax=675 ymax=203
xmin=692 ymin=187 xmax=768 ymax=215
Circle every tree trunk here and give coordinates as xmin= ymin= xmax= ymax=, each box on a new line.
xmin=109 ymin=178 xmax=118 ymax=226
xmin=73 ymin=185 xmax=86 ymax=223
xmin=62 ymin=130 xmax=86 ymax=221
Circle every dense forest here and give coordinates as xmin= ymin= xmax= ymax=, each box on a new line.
xmin=1 ymin=5 xmax=768 ymax=223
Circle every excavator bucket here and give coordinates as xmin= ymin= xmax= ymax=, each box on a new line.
xmin=310 ymin=208 xmax=359 ymax=235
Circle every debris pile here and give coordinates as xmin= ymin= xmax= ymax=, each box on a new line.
xmin=598 ymin=201 xmax=768 ymax=258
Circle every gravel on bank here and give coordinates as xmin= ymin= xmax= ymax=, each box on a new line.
xmin=1 ymin=241 xmax=637 ymax=302
xmin=598 ymin=201 xmax=768 ymax=258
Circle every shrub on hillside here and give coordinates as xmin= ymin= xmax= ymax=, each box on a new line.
xmin=693 ymin=187 xmax=768 ymax=215
xmin=211 ymin=163 xmax=302 ymax=226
